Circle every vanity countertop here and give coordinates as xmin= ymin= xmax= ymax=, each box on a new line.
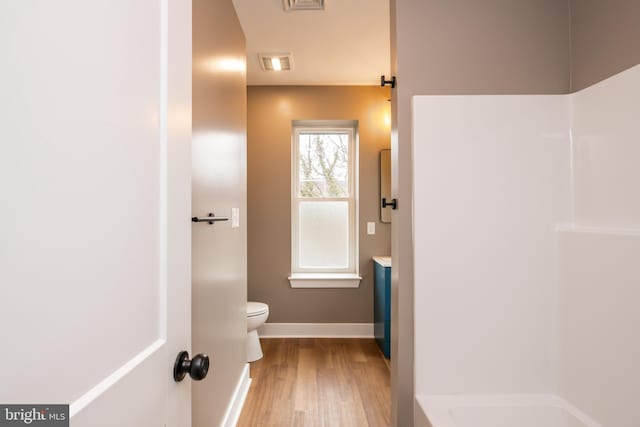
xmin=373 ymin=256 xmax=391 ymax=268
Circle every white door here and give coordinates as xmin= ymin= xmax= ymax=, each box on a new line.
xmin=0 ymin=1 xmax=193 ymax=426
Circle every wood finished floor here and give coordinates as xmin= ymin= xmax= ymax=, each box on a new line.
xmin=237 ymin=338 xmax=391 ymax=427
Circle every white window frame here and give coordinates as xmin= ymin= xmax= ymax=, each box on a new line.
xmin=289 ymin=120 xmax=361 ymax=288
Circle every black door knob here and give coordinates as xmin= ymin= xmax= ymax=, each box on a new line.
xmin=173 ymin=351 xmax=210 ymax=382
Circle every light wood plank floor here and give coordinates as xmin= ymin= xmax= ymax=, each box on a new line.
xmin=238 ymin=338 xmax=391 ymax=427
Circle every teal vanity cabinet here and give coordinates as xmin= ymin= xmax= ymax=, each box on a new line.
xmin=373 ymin=256 xmax=391 ymax=358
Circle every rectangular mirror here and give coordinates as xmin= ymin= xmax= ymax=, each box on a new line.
xmin=380 ymin=149 xmax=391 ymax=223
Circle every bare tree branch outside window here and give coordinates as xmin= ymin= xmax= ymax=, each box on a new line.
xmin=299 ymin=133 xmax=349 ymax=198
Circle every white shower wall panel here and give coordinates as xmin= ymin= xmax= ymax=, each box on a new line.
xmin=558 ymin=64 xmax=640 ymax=427
xmin=412 ymin=95 xmax=572 ymax=394
xmin=571 ymin=65 xmax=640 ymax=228
xmin=557 ymin=228 xmax=640 ymax=427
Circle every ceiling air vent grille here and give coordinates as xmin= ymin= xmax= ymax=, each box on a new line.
xmin=258 ymin=53 xmax=293 ymax=71
xmin=283 ymin=0 xmax=324 ymax=11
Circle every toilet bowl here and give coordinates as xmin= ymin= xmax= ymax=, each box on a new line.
xmin=246 ymin=301 xmax=269 ymax=362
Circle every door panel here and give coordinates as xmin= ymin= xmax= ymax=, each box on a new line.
xmin=0 ymin=0 xmax=191 ymax=425
xmin=70 ymin=344 xmax=167 ymax=426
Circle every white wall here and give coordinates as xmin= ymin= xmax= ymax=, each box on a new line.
xmin=557 ymin=65 xmax=640 ymax=427
xmin=412 ymin=95 xmax=572 ymax=394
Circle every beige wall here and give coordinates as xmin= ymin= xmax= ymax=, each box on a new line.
xmin=247 ymin=86 xmax=391 ymax=323
xmin=570 ymin=0 xmax=640 ymax=91
xmin=192 ymin=0 xmax=247 ymax=425
xmin=390 ymin=1 xmax=572 ymax=425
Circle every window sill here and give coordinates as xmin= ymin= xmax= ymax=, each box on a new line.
xmin=288 ymin=273 xmax=362 ymax=289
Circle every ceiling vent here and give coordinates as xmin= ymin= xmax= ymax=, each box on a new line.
xmin=258 ymin=53 xmax=293 ymax=71
xmin=283 ymin=0 xmax=324 ymax=11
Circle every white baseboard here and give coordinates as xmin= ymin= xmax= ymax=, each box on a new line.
xmin=258 ymin=322 xmax=374 ymax=338
xmin=221 ymin=363 xmax=251 ymax=427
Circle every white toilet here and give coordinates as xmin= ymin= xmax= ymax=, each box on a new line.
xmin=246 ymin=301 xmax=269 ymax=362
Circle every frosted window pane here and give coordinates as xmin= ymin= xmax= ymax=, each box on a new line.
xmin=299 ymin=201 xmax=349 ymax=268
xmin=298 ymin=133 xmax=349 ymax=198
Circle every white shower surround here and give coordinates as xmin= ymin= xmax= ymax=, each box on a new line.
xmin=416 ymin=394 xmax=600 ymax=427
xmin=412 ymin=65 xmax=640 ymax=427
xmin=413 ymin=94 xmax=572 ymax=394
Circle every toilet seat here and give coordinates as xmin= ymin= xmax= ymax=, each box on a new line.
xmin=247 ymin=301 xmax=268 ymax=317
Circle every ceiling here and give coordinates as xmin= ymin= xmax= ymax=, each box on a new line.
xmin=231 ymin=0 xmax=390 ymax=86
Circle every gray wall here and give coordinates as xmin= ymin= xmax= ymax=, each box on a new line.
xmin=390 ymin=1 xmax=572 ymax=425
xmin=395 ymin=0 xmax=572 ymax=96
xmin=192 ymin=0 xmax=247 ymax=425
xmin=247 ymin=86 xmax=391 ymax=323
xmin=570 ymin=0 xmax=640 ymax=91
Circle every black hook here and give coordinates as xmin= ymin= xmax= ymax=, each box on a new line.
xmin=381 ymin=75 xmax=396 ymax=88
xmin=382 ymin=197 xmax=398 ymax=210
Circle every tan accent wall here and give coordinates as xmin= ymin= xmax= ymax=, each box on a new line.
xmin=390 ymin=1 xmax=572 ymax=425
xmin=247 ymin=86 xmax=391 ymax=323
xmin=192 ymin=0 xmax=247 ymax=425
xmin=570 ymin=0 xmax=640 ymax=91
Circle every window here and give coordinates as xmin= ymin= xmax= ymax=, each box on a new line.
xmin=289 ymin=121 xmax=361 ymax=288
